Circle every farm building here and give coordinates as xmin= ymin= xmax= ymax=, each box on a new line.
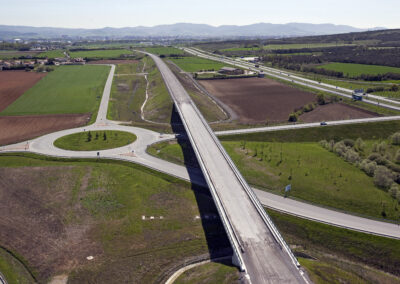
xmin=218 ymin=66 xmax=244 ymax=75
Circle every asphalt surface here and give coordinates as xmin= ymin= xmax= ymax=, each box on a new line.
xmin=183 ymin=48 xmax=400 ymax=112
xmin=1 ymin=57 xmax=400 ymax=282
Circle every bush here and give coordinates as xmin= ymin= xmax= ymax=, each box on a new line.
xmin=343 ymin=139 xmax=355 ymax=148
xmin=374 ymin=166 xmax=394 ymax=189
xmin=391 ymin=132 xmax=400 ymax=145
xmin=354 ymin=138 xmax=365 ymax=152
xmin=389 ymin=183 xmax=399 ymax=199
xmin=333 ymin=141 xmax=347 ymax=157
xmin=360 ymin=159 xmax=377 ymax=176
xmin=395 ymin=149 xmax=400 ymax=164
xmin=288 ymin=113 xmax=298 ymax=122
xmin=344 ymin=149 xmax=360 ymax=163
xmin=317 ymin=94 xmax=326 ymax=105
xmin=377 ymin=142 xmax=387 ymax=155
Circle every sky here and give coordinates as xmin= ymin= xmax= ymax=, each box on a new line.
xmin=0 ymin=0 xmax=399 ymax=29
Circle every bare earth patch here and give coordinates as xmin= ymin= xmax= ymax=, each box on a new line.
xmin=300 ymin=103 xmax=378 ymax=122
xmin=0 ymin=113 xmax=90 ymax=145
xmin=0 ymin=166 xmax=102 ymax=281
xmin=199 ymin=77 xmax=316 ymax=123
xmin=0 ymin=71 xmax=47 ymax=112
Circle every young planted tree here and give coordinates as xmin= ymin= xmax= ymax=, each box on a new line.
xmin=103 ymin=132 xmax=107 ymax=141
xmin=87 ymin=131 xmax=92 ymax=142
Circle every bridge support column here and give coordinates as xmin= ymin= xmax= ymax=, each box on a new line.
xmin=232 ymin=252 xmax=245 ymax=272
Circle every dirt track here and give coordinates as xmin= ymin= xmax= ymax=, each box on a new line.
xmin=0 ymin=114 xmax=90 ymax=145
xmin=199 ymin=77 xmax=316 ymax=123
xmin=300 ymin=103 xmax=378 ymax=122
xmin=0 ymin=71 xmax=47 ymax=112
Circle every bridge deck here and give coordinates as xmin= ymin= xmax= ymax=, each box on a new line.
xmin=149 ymin=53 xmax=307 ymax=284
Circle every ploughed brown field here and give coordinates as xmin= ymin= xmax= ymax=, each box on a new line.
xmin=0 ymin=114 xmax=90 ymax=145
xmin=0 ymin=71 xmax=47 ymax=112
xmin=199 ymin=77 xmax=316 ymax=123
xmin=300 ymin=103 xmax=377 ymax=122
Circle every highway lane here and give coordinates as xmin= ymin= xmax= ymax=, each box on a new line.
xmin=146 ymin=52 xmax=308 ymax=283
xmin=183 ymin=48 xmax=400 ymax=111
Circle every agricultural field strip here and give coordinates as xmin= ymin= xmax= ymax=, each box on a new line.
xmin=184 ymin=47 xmax=400 ymax=108
xmin=143 ymin=52 xmax=307 ymax=283
xmin=1 ymin=64 xmax=399 ymax=241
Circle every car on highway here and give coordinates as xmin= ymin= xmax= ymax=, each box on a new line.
xmin=320 ymin=121 xmax=328 ymax=126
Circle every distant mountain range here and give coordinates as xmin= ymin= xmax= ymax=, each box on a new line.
xmin=0 ymin=23 xmax=386 ymax=40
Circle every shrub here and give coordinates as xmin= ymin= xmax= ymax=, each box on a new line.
xmin=288 ymin=113 xmax=298 ymax=122
xmin=333 ymin=141 xmax=348 ymax=157
xmin=360 ymin=159 xmax=377 ymax=176
xmin=354 ymin=138 xmax=365 ymax=152
xmin=389 ymin=183 xmax=399 ymax=199
xmin=395 ymin=150 xmax=400 ymax=164
xmin=343 ymin=139 xmax=355 ymax=148
xmin=378 ymin=142 xmax=387 ymax=155
xmin=317 ymin=94 xmax=326 ymax=105
xmin=374 ymin=166 xmax=394 ymax=189
xmin=344 ymin=149 xmax=360 ymax=163
xmin=391 ymin=132 xmax=400 ymax=145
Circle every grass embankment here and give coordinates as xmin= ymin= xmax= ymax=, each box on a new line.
xmin=148 ymin=121 xmax=400 ymax=220
xmin=144 ymin=56 xmax=174 ymax=123
xmin=268 ymin=209 xmax=400 ymax=281
xmin=69 ymin=49 xmax=133 ymax=59
xmin=0 ymin=247 xmax=35 ymax=284
xmin=115 ymin=61 xmax=143 ymax=74
xmin=144 ymin=46 xmax=184 ymax=56
xmin=169 ymin=56 xmax=227 ymax=72
xmin=318 ymin=63 xmax=400 ymax=77
xmin=107 ymin=56 xmax=173 ymax=133
xmin=54 ymin=130 xmax=136 ymax=151
xmin=0 ymin=153 xmax=229 ymax=283
xmin=219 ymin=120 xmax=400 ymax=142
xmin=1 ymin=65 xmax=110 ymax=118
xmin=175 ymin=261 xmax=239 ymax=284
xmin=166 ymin=61 xmax=228 ymax=123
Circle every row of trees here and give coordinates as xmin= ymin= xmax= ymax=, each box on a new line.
xmin=319 ymin=134 xmax=400 ymax=203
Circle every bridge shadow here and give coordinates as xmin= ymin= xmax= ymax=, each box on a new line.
xmin=170 ymin=105 xmax=234 ymax=261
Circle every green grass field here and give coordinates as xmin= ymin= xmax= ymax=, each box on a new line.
xmin=149 ymin=140 xmax=399 ymax=220
xmin=54 ymin=130 xmax=136 ymax=151
xmin=0 ymin=153 xmax=228 ymax=283
xmin=169 ymin=56 xmax=228 ymax=72
xmin=144 ymin=46 xmax=184 ymax=56
xmin=1 ymin=65 xmax=110 ymax=116
xmin=175 ymin=261 xmax=239 ymax=284
xmin=37 ymin=49 xmax=65 ymax=59
xmin=318 ymin=63 xmax=400 ymax=77
xmin=268 ymin=209 xmax=400 ymax=280
xmin=69 ymin=49 xmax=133 ymax=59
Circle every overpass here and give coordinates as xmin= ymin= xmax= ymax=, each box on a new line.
xmin=146 ymin=52 xmax=308 ymax=283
